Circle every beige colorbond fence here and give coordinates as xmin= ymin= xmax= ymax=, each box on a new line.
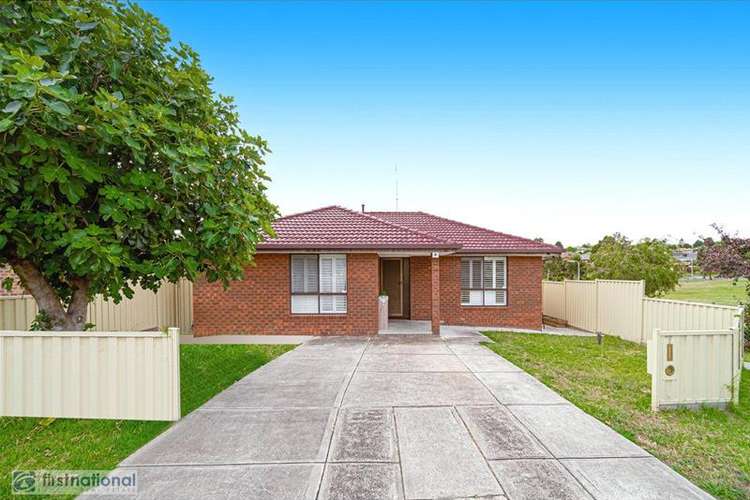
xmin=542 ymin=280 xmax=565 ymax=320
xmin=0 ymin=328 xmax=181 ymax=421
xmin=543 ymin=279 xmax=743 ymax=344
xmin=0 ymin=280 xmax=193 ymax=333
xmin=544 ymin=279 xmax=745 ymax=410
xmin=642 ymin=298 xmax=740 ymax=342
xmin=543 ymin=279 xmax=646 ymax=342
xmin=563 ymin=280 xmax=598 ymax=333
xmin=648 ymin=327 xmax=743 ymax=410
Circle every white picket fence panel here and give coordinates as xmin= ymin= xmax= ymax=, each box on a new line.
xmin=0 ymin=328 xmax=180 ymax=421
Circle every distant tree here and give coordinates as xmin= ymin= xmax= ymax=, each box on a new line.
xmin=692 ymin=239 xmax=704 ymax=248
xmin=554 ymin=241 xmax=564 ymax=249
xmin=699 ymin=225 xmax=750 ymax=343
xmin=0 ymin=1 xmax=277 ymax=329
xmin=544 ymin=255 xmax=586 ymax=281
xmin=587 ymin=234 xmax=680 ymax=296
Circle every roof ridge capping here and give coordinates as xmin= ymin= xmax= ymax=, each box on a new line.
xmin=419 ymin=211 xmax=562 ymax=251
xmin=370 ymin=210 xmax=562 ymax=253
xmin=274 ymin=205 xmax=341 ymax=221
xmin=350 ymin=207 xmax=459 ymax=247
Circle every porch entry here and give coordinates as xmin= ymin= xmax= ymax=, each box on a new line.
xmin=380 ymin=257 xmax=410 ymax=318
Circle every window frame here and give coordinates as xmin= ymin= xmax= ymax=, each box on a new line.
xmin=460 ymin=256 xmax=507 ymax=307
xmin=289 ymin=254 xmax=348 ymax=314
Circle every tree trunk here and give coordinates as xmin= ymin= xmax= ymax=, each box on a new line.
xmin=9 ymin=259 xmax=90 ymax=331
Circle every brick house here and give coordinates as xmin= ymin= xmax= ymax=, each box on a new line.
xmin=193 ymin=205 xmax=562 ymax=336
xmin=0 ymin=266 xmax=25 ymax=296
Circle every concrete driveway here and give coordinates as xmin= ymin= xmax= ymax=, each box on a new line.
xmin=85 ymin=335 xmax=710 ymax=499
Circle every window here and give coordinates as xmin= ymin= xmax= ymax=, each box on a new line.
xmin=460 ymin=256 xmax=506 ymax=306
xmin=291 ymin=254 xmax=347 ymax=314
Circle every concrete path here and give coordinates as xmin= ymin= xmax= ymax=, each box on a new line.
xmin=84 ymin=335 xmax=711 ymax=500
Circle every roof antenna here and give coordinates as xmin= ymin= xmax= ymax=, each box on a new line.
xmin=394 ymin=164 xmax=399 ymax=210
xmin=361 ymin=203 xmax=365 ymax=213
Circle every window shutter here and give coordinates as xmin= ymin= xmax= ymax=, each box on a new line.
xmin=334 ymin=295 xmax=347 ymax=313
xmin=320 ymin=295 xmax=333 ymax=313
xmin=291 ymin=295 xmax=319 ymax=313
xmin=304 ymin=256 xmax=318 ymax=292
xmin=461 ymin=259 xmax=471 ymax=289
xmin=291 ymin=256 xmax=305 ymax=293
xmin=319 ymin=256 xmax=334 ymax=293
xmin=292 ymin=255 xmax=318 ymax=293
xmin=470 ymin=259 xmax=482 ymax=289
xmin=320 ymin=294 xmax=347 ymax=314
xmin=483 ymin=259 xmax=494 ymax=289
xmin=334 ymin=255 xmax=346 ymax=293
xmin=496 ymin=258 xmax=506 ymax=289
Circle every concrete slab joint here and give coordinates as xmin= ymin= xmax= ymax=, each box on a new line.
xmin=87 ymin=334 xmax=711 ymax=500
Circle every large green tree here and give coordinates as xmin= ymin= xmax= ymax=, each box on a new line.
xmin=588 ymin=234 xmax=680 ymax=296
xmin=0 ymin=1 xmax=277 ymax=330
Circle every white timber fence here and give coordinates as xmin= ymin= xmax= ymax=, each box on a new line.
xmin=0 ymin=279 xmax=193 ymax=334
xmin=0 ymin=328 xmax=181 ymax=421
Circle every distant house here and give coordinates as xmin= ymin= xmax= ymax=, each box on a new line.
xmin=193 ymin=205 xmax=562 ymax=336
xmin=673 ymin=248 xmax=698 ymax=273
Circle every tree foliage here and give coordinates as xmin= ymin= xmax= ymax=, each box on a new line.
xmin=543 ymin=255 xmax=585 ymax=281
xmin=699 ymin=225 xmax=750 ymax=340
xmin=587 ymin=234 xmax=680 ymax=297
xmin=0 ymin=1 xmax=277 ymax=329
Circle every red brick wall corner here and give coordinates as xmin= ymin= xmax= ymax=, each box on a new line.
xmin=192 ymin=253 xmax=379 ymax=336
xmin=439 ymin=255 xmax=543 ymax=330
xmin=409 ymin=256 xmax=432 ymax=320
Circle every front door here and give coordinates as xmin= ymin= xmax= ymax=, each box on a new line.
xmin=381 ymin=259 xmax=403 ymax=317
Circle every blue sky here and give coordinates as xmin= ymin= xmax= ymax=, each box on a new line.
xmin=142 ymin=1 xmax=749 ymax=246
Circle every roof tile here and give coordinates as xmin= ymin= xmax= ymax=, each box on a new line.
xmin=257 ymin=205 xmax=561 ymax=254
xmin=369 ymin=211 xmax=562 ymax=254
xmin=257 ymin=206 xmax=458 ymax=250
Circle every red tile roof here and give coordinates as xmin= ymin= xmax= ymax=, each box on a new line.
xmin=257 ymin=206 xmax=459 ymax=251
xmin=369 ymin=211 xmax=562 ymax=254
xmin=257 ymin=205 xmax=561 ymax=254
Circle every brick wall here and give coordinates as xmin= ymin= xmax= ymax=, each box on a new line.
xmin=192 ymin=253 xmax=380 ymax=336
xmin=0 ymin=266 xmax=25 ymax=296
xmin=409 ymin=256 xmax=432 ymax=320
xmin=438 ymin=255 xmax=543 ymax=330
xmin=193 ymin=253 xmax=543 ymax=336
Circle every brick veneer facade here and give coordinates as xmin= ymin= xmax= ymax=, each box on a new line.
xmin=409 ymin=256 xmax=432 ymax=321
xmin=438 ymin=255 xmax=543 ymax=330
xmin=192 ymin=253 xmax=543 ymax=335
xmin=0 ymin=266 xmax=25 ymax=296
xmin=192 ymin=253 xmax=380 ymax=336
xmin=406 ymin=255 xmax=543 ymax=330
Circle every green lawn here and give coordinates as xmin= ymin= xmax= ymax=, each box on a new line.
xmin=664 ymin=278 xmax=748 ymax=306
xmin=0 ymin=343 xmax=294 ymax=498
xmin=482 ymin=331 xmax=750 ymax=500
